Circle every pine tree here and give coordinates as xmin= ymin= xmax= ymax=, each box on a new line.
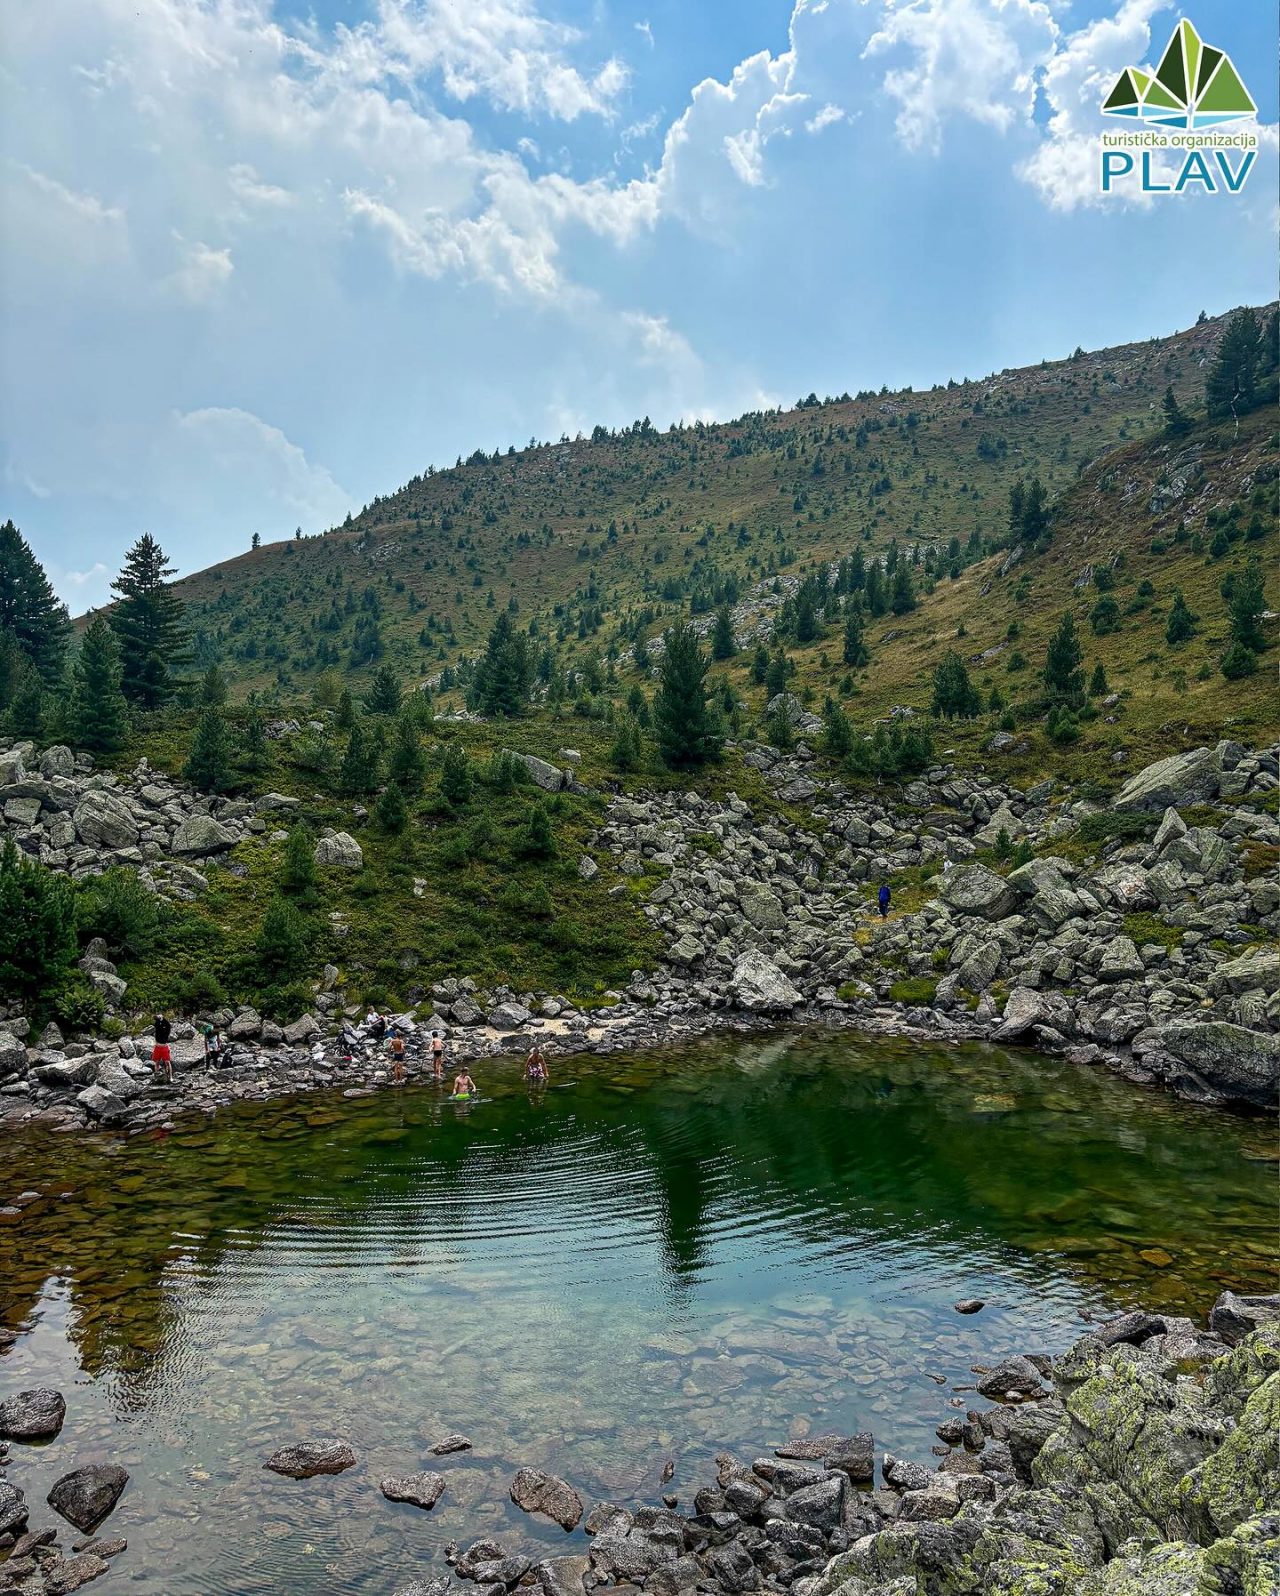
xmin=375 ymin=780 xmax=408 ymax=833
xmin=653 ymin=621 xmax=721 ymax=769
xmin=255 ymin=894 xmax=310 ymax=974
xmin=848 ymin=547 xmax=866 ymax=591
xmin=1165 ymin=589 xmax=1198 ymax=645
xmin=0 ymin=520 xmax=69 ymax=684
xmin=280 ymin=823 xmax=317 ymax=902
xmin=1043 ymin=612 xmax=1084 ymax=702
xmin=610 ymin=714 xmax=644 ymax=771
xmin=1225 ymin=559 xmax=1266 ymax=653
xmin=750 ymin=645 xmax=769 ymax=685
xmin=365 ymin=663 xmax=402 ymax=716
xmin=764 ymin=648 xmax=789 ymax=699
xmin=1206 ymin=308 xmax=1262 ymax=417
xmin=439 ymin=741 xmax=472 ymax=807
xmin=239 ymin=710 xmax=269 ymax=773
xmin=1161 ymin=385 xmax=1191 ymax=437
xmin=842 ymin=602 xmax=869 ymax=668
xmin=864 ymin=562 xmax=888 ymax=617
xmin=890 ymin=563 xmax=916 ymax=616
xmin=185 ymin=706 xmax=232 ymax=792
xmin=470 ymin=612 xmax=532 ymax=717
xmin=795 ymin=586 xmax=820 ymax=643
xmin=821 ymin=698 xmax=853 ymax=757
xmin=711 ymin=605 xmax=737 ymax=660
xmin=335 ymin=688 xmax=356 ymax=730
xmin=931 ymin=650 xmax=981 ymax=718
xmin=518 ymin=802 xmax=557 ymax=858
xmin=71 ymin=616 xmax=129 ymax=754
xmin=109 ymin=534 xmax=188 ymax=707
xmin=387 ymin=708 xmax=426 ymax=790
xmin=199 ymin=663 xmax=229 ymax=706
xmin=0 ymin=839 xmax=78 ymax=1004
xmin=1089 ymin=661 xmax=1109 ymax=697
xmin=338 ymin=720 xmax=379 ymax=796
xmin=1007 ymin=480 xmax=1025 ymax=544
xmin=1021 ymin=477 xmax=1049 ymax=544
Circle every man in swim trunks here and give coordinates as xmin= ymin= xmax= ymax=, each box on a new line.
xmin=430 ymin=1030 xmax=445 ymax=1080
xmin=390 ymin=1031 xmax=406 ymax=1082
xmin=524 ymin=1043 xmax=550 ymax=1085
xmin=453 ymin=1070 xmax=476 ymax=1099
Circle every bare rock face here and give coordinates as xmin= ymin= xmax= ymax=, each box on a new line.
xmin=263 ymin=1438 xmax=357 ymax=1478
xmin=47 ymin=1464 xmax=129 ymax=1531
xmin=729 ymin=949 xmax=802 ymax=1012
xmin=380 ymin=1471 xmax=445 ymax=1510
xmin=510 ymin=1467 xmax=584 ymax=1531
xmin=0 ymin=1387 xmax=66 ymax=1440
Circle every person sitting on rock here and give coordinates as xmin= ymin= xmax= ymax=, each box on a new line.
xmin=366 ymin=1009 xmax=387 ymax=1041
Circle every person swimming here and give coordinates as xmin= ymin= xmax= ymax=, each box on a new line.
xmin=452 ymin=1070 xmax=476 ymax=1099
xmin=524 ymin=1043 xmax=549 ymax=1085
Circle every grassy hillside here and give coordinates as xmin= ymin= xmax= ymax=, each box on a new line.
xmin=168 ymin=312 xmax=1243 ymax=701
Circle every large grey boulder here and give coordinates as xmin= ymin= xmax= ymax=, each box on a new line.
xmin=510 ymin=1467 xmax=584 ymax=1530
xmin=739 ymin=882 xmax=786 ymax=931
xmin=1097 ymin=936 xmax=1144 ymax=981
xmin=0 ymin=1480 xmax=28 ymax=1537
xmin=0 ymin=1387 xmax=66 ymax=1440
xmin=0 ymin=1032 xmax=30 ymax=1079
xmin=1132 ymin=1021 xmax=1280 ymax=1109
xmin=314 ymin=829 xmax=363 ymax=869
xmin=77 ymin=1083 xmax=129 ymax=1122
xmin=1210 ymin=950 xmax=1280 ymax=997
xmin=766 ymin=693 xmax=823 ymax=735
xmin=172 ymin=814 xmax=236 ymax=856
xmin=730 ymin=949 xmax=802 ymax=1011
xmin=380 ymin=1471 xmax=445 ymax=1510
xmin=47 ymin=1464 xmax=129 ymax=1531
xmin=993 ymin=987 xmax=1075 ymax=1040
xmin=39 ymin=745 xmax=75 ymax=779
xmin=73 ymin=791 xmax=139 ymax=850
xmin=938 ymin=862 xmax=1019 ymax=920
xmin=502 ymin=750 xmax=566 ymax=792
xmin=1113 ymin=747 xmax=1219 ymax=811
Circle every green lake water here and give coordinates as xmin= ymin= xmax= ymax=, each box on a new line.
xmin=0 ymin=1030 xmax=1275 ymax=1594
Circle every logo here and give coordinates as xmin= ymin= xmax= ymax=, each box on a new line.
xmin=1102 ymin=19 xmax=1256 ymax=130
xmin=1097 ymin=18 xmax=1258 ymax=195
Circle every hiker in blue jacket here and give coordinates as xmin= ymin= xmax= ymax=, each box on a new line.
xmin=877 ymin=883 xmax=891 ymax=919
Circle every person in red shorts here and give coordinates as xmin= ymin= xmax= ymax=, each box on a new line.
xmin=152 ymin=1013 xmax=173 ymax=1083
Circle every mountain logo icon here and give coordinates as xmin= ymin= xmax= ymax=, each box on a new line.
xmin=1102 ymin=18 xmax=1256 ymax=130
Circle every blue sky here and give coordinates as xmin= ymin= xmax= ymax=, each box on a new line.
xmin=1 ymin=0 xmax=1275 ymax=612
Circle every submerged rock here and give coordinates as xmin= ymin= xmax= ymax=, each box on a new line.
xmin=381 ymin=1472 xmax=445 ymax=1511
xmin=510 ymin=1468 xmax=584 ymax=1531
xmin=263 ymin=1438 xmax=357 ymax=1478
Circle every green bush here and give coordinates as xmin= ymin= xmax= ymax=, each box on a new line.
xmin=50 ymin=975 xmax=105 ymax=1034
xmin=76 ymin=868 xmax=161 ymax=959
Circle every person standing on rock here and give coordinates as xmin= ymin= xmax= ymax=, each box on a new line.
xmin=430 ymin=1030 xmax=445 ymax=1081
xmin=152 ymin=1014 xmax=173 ymax=1083
xmin=390 ymin=1030 xmax=406 ymax=1082
xmin=877 ymin=883 xmax=891 ymax=920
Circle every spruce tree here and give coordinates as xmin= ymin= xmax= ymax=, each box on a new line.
xmin=1007 ymin=480 xmax=1025 ymax=544
xmin=439 ymin=741 xmax=472 ymax=808
xmin=1165 ymin=590 xmax=1198 ymax=645
xmin=1225 ymin=559 xmax=1266 ymax=653
xmin=338 ymin=720 xmax=379 ymax=795
xmin=610 ymin=714 xmax=644 ymax=772
xmin=764 ymin=648 xmax=789 ymax=699
xmin=931 ymin=650 xmax=981 ymax=718
xmin=711 ymin=605 xmax=737 ymax=661
xmin=1206 ymin=308 xmax=1261 ymax=417
xmin=842 ymin=604 xmax=869 ymax=668
xmin=890 ymin=563 xmax=916 ymax=616
xmin=0 ymin=520 xmax=69 ymax=684
xmin=795 ymin=586 xmax=820 ymax=642
xmin=109 ymin=533 xmax=188 ymax=707
xmin=280 ymin=823 xmax=317 ymax=903
xmin=1089 ymin=661 xmax=1109 ymax=697
xmin=71 ymin=616 xmax=129 ymax=754
xmin=750 ymin=645 xmax=769 ymax=685
xmin=365 ymin=663 xmax=402 ymax=716
xmin=470 ymin=612 xmax=532 ymax=717
xmin=185 ymin=706 xmax=232 ymax=792
xmin=1021 ymin=477 xmax=1049 ymax=544
xmin=1043 ymin=612 xmax=1084 ymax=702
xmin=1161 ymin=385 xmax=1191 ymax=437
xmin=0 ymin=839 xmax=78 ymax=1004
xmin=240 ymin=710 xmax=269 ymax=773
xmin=653 ymin=621 xmax=721 ymax=770
xmin=387 ymin=707 xmax=426 ymax=790
xmin=199 ymin=663 xmax=229 ymax=706
xmin=519 ymin=802 xmax=557 ymax=859
xmin=375 ymin=780 xmax=408 ymax=833
xmin=335 ymin=688 xmax=356 ymax=730
xmin=255 ymin=894 xmax=310 ymax=975
xmin=821 ymin=698 xmax=853 ymax=757
xmin=864 ymin=562 xmax=888 ymax=617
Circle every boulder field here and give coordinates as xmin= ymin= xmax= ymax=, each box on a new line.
xmin=0 ymin=736 xmax=1276 ymax=1129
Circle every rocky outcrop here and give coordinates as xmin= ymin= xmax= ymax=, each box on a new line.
xmin=314 ymin=829 xmax=364 ymax=870
xmin=1131 ymin=1021 xmax=1280 ymax=1110
xmin=1112 ymin=745 xmax=1223 ymax=811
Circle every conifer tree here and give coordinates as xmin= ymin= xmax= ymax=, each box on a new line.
xmin=365 ymin=663 xmax=402 ymax=716
xmin=610 ymin=714 xmax=644 ymax=772
xmin=338 ymin=720 xmax=379 ymax=795
xmin=1220 ymin=558 xmax=1266 ymax=677
xmin=653 ymin=621 xmax=721 ymax=770
xmin=470 ymin=612 xmax=532 ymax=717
xmin=890 ymin=563 xmax=916 ymax=615
xmin=711 ymin=605 xmax=737 ymax=660
xmin=1165 ymin=590 xmax=1198 ymax=645
xmin=1161 ymin=385 xmax=1191 ymax=437
xmin=71 ymin=616 xmax=129 ymax=754
xmin=842 ymin=603 xmax=869 ymax=668
xmin=519 ymin=802 xmax=557 ymax=858
xmin=864 ymin=561 xmax=888 ymax=617
xmin=0 ymin=840 xmax=77 ymax=1004
xmin=240 ymin=711 xmax=269 ymax=773
xmin=388 ymin=707 xmax=427 ymax=790
xmin=375 ymin=780 xmax=408 ymax=833
xmin=764 ymin=648 xmax=789 ymax=699
xmin=280 ymin=823 xmax=317 ymax=903
xmin=335 ymin=688 xmax=356 ymax=730
xmin=1206 ymin=308 xmax=1261 ymax=417
xmin=0 ymin=520 xmax=69 ymax=684
xmin=821 ymin=698 xmax=853 ymax=757
xmin=439 ymin=741 xmax=472 ymax=808
xmin=199 ymin=663 xmax=229 ymax=706
xmin=930 ymin=650 xmax=981 ymax=718
xmin=1043 ymin=612 xmax=1084 ymax=702
xmin=1021 ymin=477 xmax=1049 ymax=544
xmin=109 ymin=534 xmax=188 ymax=707
xmin=184 ymin=706 xmax=232 ymax=792
xmin=750 ymin=644 xmax=769 ymax=685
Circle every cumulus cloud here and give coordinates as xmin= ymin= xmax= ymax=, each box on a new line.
xmin=167 ymin=241 xmax=234 ymax=304
xmin=166 ymin=407 xmax=353 ymax=529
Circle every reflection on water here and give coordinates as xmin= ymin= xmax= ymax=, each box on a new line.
xmin=0 ymin=1030 xmax=1274 ymax=1594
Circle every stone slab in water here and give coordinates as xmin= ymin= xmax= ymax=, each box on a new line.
xmin=510 ymin=1467 xmax=584 ymax=1530
xmin=0 ymin=1386 xmax=66 ymax=1440
xmin=48 ymin=1464 xmax=129 ymax=1532
xmin=380 ymin=1472 xmax=446 ymax=1511
xmin=263 ymin=1438 xmax=357 ymax=1478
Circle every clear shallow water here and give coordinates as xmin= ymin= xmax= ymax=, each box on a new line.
xmin=0 ymin=1031 xmax=1275 ymax=1594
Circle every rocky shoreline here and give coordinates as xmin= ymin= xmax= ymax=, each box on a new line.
xmin=2 ymin=1297 xmax=1275 ymax=1595
xmin=1 ymin=735 xmax=1277 ymax=1141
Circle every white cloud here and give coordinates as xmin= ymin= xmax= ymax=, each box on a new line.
xmin=165 ymin=407 xmax=352 ymax=529
xmin=167 ymin=240 xmax=234 ymax=303
xmin=12 ymin=163 xmax=125 ymax=227
xmin=864 ymin=0 xmax=1058 ymax=156
xmin=805 ymin=103 xmax=846 ymax=133
xmin=228 ymin=162 xmax=295 ymax=208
